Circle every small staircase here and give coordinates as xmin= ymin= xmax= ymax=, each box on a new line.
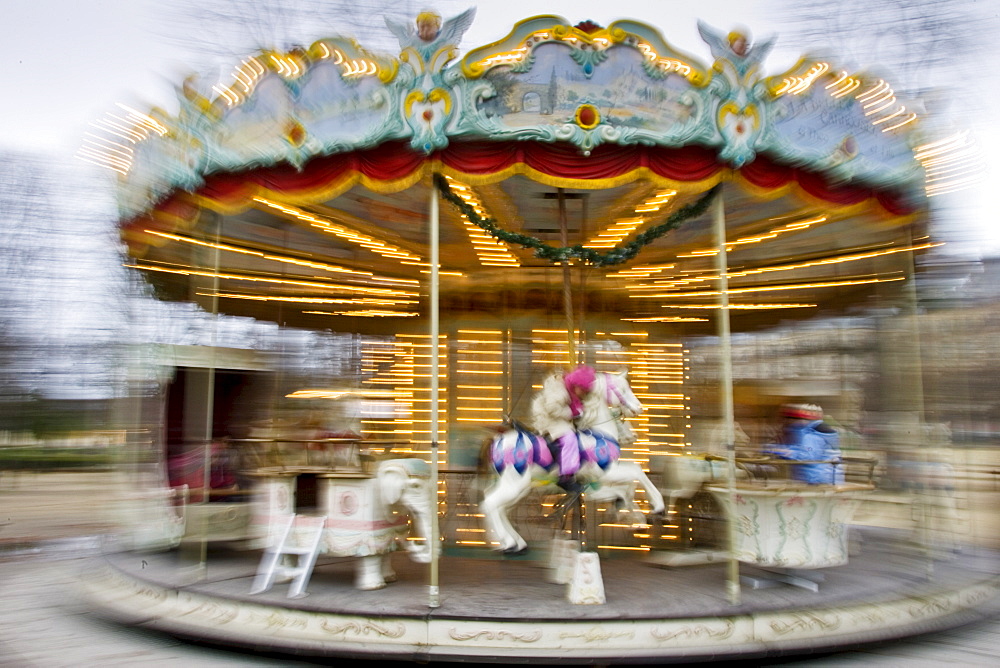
xmin=250 ymin=514 xmax=327 ymax=598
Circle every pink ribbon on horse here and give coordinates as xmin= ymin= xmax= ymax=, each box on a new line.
xmin=563 ymin=365 xmax=596 ymax=418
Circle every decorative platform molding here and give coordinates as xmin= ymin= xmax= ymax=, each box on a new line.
xmin=81 ymin=546 xmax=1000 ymax=663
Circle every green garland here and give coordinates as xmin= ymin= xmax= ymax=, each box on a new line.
xmin=433 ymin=173 xmax=720 ymax=267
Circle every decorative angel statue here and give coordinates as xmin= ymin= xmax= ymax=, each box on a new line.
xmin=697 ymin=20 xmax=776 ymax=78
xmin=385 ymin=8 xmax=477 ymax=58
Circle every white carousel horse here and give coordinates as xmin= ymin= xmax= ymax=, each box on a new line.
xmin=481 ymin=369 xmax=665 ymax=553
xmin=658 ymin=421 xmax=751 ymax=516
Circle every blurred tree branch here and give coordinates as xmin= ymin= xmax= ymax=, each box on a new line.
xmin=773 ymin=0 xmax=992 ymax=99
xmin=154 ymin=0 xmax=467 ymax=59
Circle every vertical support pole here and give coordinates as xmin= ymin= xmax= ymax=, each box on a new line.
xmin=428 ymin=181 xmax=441 ymax=608
xmin=196 ymin=219 xmax=222 ymax=578
xmin=557 ymin=188 xmax=576 ymax=366
xmin=712 ymin=188 xmax=741 ymax=606
xmin=903 ymin=226 xmax=932 ymax=578
xmin=578 ymin=194 xmax=589 ymax=364
xmin=557 ymin=188 xmax=582 ymax=546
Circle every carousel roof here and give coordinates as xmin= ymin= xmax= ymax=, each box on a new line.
xmin=102 ymin=13 xmax=932 ymax=335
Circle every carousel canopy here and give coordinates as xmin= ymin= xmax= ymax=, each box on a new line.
xmin=105 ymin=12 xmax=931 ymax=334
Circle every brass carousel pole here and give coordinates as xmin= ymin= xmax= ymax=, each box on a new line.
xmin=557 ymin=188 xmax=576 ymax=365
xmin=557 ymin=188 xmax=583 ymax=542
xmin=712 ymin=186 xmax=741 ymax=606
xmin=428 ymin=181 xmax=441 ymax=608
xmin=195 ymin=218 xmax=222 ymax=579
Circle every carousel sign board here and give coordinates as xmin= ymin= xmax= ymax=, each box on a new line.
xmin=107 ymin=12 xmax=925 ymax=222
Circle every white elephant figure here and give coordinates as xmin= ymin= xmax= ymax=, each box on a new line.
xmin=344 ymin=458 xmax=436 ymax=590
xmin=251 ymin=458 xmax=436 ymax=591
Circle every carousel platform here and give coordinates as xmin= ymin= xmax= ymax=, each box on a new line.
xmin=81 ymin=528 xmax=999 ymax=664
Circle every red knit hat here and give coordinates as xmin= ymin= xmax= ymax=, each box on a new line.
xmin=780 ymin=403 xmax=823 ymax=419
xmin=564 ymin=365 xmax=596 ymax=417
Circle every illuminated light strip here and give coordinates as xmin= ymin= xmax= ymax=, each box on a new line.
xmin=443 ymin=176 xmax=521 ymax=267
xmin=864 ymin=97 xmax=897 ymax=117
xmin=79 ymin=105 xmax=168 ymax=176
xmin=634 ymin=42 xmax=694 ymax=77
xmin=143 ymin=229 xmax=384 ymax=279
xmin=420 ymin=270 xmax=465 ymax=277
xmin=861 ymin=87 xmax=895 ymax=109
xmin=675 ymin=215 xmax=827 ymax=257
xmin=856 ymin=80 xmax=890 ymax=103
xmin=212 ymin=85 xmax=239 ymax=107
xmin=831 ymin=78 xmax=861 ymax=98
xmin=871 ymin=106 xmax=906 ymax=125
xmin=82 ymin=136 xmax=134 ymax=162
xmin=722 ymin=242 xmax=940 ymax=278
xmin=200 ymin=292 xmax=416 ymax=306
xmin=634 ymin=275 xmax=905 ymax=298
xmin=853 ymin=79 xmax=916 ymax=130
xmin=631 ymin=278 xmax=713 ymax=289
xmin=92 ymin=118 xmax=144 ymax=143
xmin=253 ymin=197 xmax=425 ymax=266
xmin=630 ymin=243 xmax=937 ymax=293
xmin=287 ymin=388 xmax=408 ymax=399
xmin=824 ymin=71 xmax=849 ymax=90
xmin=584 ymin=190 xmax=677 ymax=249
xmin=477 ymin=45 xmax=531 ymax=69
xmin=916 ymin=132 xmax=985 ymax=197
xmin=270 ymin=53 xmax=304 ymax=79
xmin=915 ymin=133 xmax=968 ymax=158
xmin=77 ymin=148 xmax=131 ymax=176
xmin=229 ymin=58 xmax=264 ymax=95
xmin=303 ymin=309 xmax=419 ymax=317
xmin=116 ymin=103 xmax=168 ymax=136
xmin=128 ymin=262 xmax=418 ymax=297
xmin=607 ymin=263 xmax=677 ymax=279
xmin=476 ymin=30 xmax=695 ymax=85
xmin=654 ymin=303 xmax=816 ymax=310
xmin=776 ymin=62 xmax=830 ymax=96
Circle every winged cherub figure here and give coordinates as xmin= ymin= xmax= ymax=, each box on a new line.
xmin=697 ymin=20 xmax=776 ymax=79
xmin=385 ymin=8 xmax=477 ymax=59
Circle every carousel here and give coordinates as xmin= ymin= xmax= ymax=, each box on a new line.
xmin=84 ymin=9 xmax=999 ymax=662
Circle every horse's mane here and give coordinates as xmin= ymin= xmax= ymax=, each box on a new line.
xmin=530 ymin=373 xmax=573 ymax=437
xmin=579 ymin=371 xmax=638 ymax=445
xmin=577 ymin=373 xmax=607 ymax=432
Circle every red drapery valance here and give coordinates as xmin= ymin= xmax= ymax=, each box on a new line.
xmin=740 ymin=155 xmax=914 ymax=217
xmin=125 ymin=140 xmax=917 ymax=237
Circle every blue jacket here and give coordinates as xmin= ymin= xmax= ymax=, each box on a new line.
xmin=767 ymin=420 xmax=844 ymax=485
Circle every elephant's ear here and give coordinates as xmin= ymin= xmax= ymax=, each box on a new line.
xmin=378 ymin=465 xmax=407 ymax=506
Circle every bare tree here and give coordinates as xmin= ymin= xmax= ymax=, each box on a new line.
xmin=770 ymin=0 xmax=999 ymax=259
xmin=0 ymin=152 xmax=57 ymax=406
xmin=770 ymin=0 xmax=992 ymax=99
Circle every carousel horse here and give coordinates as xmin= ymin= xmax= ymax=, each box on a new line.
xmin=481 ymin=368 xmax=665 ymax=554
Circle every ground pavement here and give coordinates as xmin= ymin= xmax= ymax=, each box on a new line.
xmin=0 ymin=470 xmax=998 ymax=666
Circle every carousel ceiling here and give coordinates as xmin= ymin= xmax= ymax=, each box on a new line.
xmin=104 ymin=12 xmax=933 ymax=335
